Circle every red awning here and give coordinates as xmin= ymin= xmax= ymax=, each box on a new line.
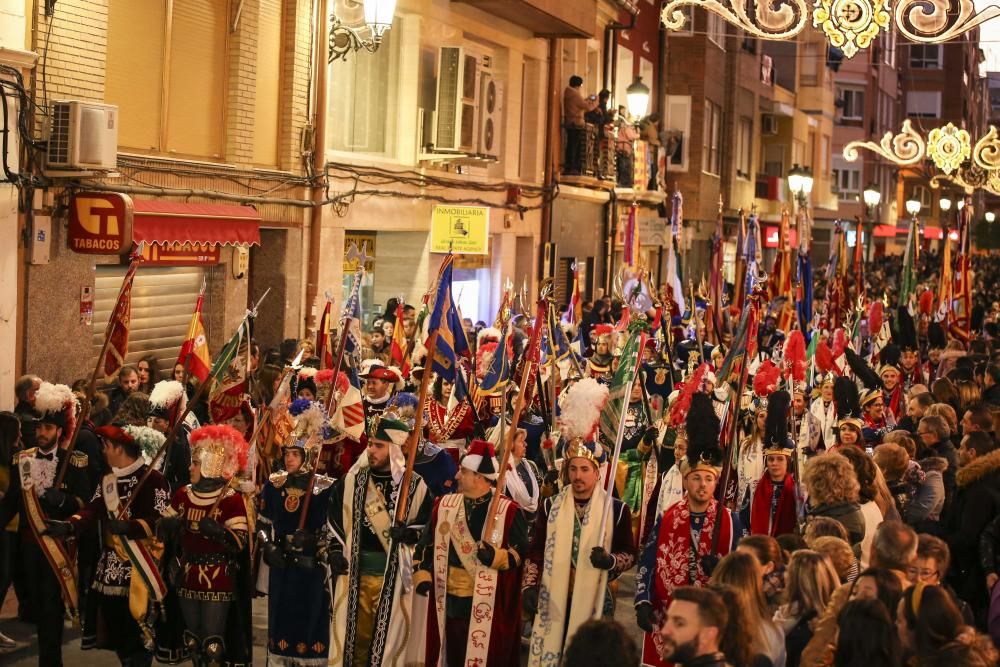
xmin=923 ymin=226 xmax=944 ymax=240
xmin=873 ymin=224 xmax=903 ymax=237
xmin=132 ymin=200 xmax=261 ymax=246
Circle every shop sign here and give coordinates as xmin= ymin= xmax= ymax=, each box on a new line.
xmin=68 ymin=191 xmax=133 ymax=255
xmin=344 ymin=233 xmax=376 ymax=271
xmin=430 ymin=206 xmax=489 ymax=255
xmin=615 ymin=213 xmax=669 ymax=247
xmin=139 ymin=241 xmax=221 ymax=265
xmin=763 ymin=226 xmax=798 ymax=248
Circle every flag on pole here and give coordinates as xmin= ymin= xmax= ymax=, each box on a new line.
xmin=623 ymin=204 xmax=640 ymax=269
xmin=479 ymin=325 xmax=511 ymax=396
xmin=390 ymin=301 xmax=410 ymax=376
xmin=209 ymin=314 xmax=254 ymax=423
xmin=598 ymin=328 xmax=646 ymax=447
xmin=899 ymin=217 xmax=920 ymax=308
xmin=102 ymin=252 xmax=141 ymax=381
xmin=427 ymin=255 xmax=471 ymax=382
xmin=178 ymin=286 xmax=211 ymax=383
xmin=564 ymin=261 xmax=583 ymax=328
xmin=708 ymin=198 xmax=725 ymax=342
xmin=316 ymin=298 xmax=333 ymax=370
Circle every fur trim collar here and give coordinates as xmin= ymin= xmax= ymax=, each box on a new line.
xmin=918 ymin=456 xmax=949 ymax=473
xmin=957 ymin=449 xmax=1000 ymax=488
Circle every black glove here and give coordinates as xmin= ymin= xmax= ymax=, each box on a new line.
xmin=262 ymin=542 xmax=286 ymax=569
xmin=589 ymin=546 xmax=615 ymax=570
xmin=41 ymin=488 xmax=67 ymax=512
xmin=327 ymin=551 xmax=349 ymax=576
xmin=157 ymin=515 xmax=182 ymax=540
xmin=522 ymin=587 xmax=539 ymax=616
xmin=108 ymin=519 xmax=131 ymax=536
xmin=543 ymin=469 xmax=560 ymax=486
xmin=198 ymin=517 xmax=228 ymax=542
xmin=389 ymin=525 xmax=420 ymax=546
xmin=43 ymin=519 xmax=73 ymax=537
xmin=290 ymin=529 xmax=317 ymax=551
xmin=642 ymin=426 xmax=659 ymax=447
xmin=477 ymin=542 xmax=497 ymax=568
xmin=636 ymin=602 xmax=655 ymax=633
xmin=415 ymin=579 xmax=432 ymax=596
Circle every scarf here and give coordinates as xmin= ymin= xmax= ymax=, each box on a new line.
xmin=749 ymin=473 xmax=797 ymax=537
xmin=503 ymin=458 xmax=538 ymax=513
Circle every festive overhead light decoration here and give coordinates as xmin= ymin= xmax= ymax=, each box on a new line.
xmin=661 ymin=0 xmax=1000 ymax=58
xmin=843 ymin=119 xmax=925 ymax=167
xmin=813 ymin=0 xmax=890 ymax=58
xmin=926 ymin=123 xmax=971 ymax=175
xmin=972 ymin=125 xmax=1000 ymax=172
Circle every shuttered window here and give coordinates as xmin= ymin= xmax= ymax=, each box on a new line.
xmin=93 ymin=266 xmax=205 ymax=375
xmin=254 ymin=0 xmax=283 ymax=166
xmin=105 ymin=1 xmax=166 ymax=151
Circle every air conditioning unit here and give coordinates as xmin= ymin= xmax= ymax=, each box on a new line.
xmin=46 ymin=100 xmax=118 ymax=172
xmin=478 ymin=73 xmax=503 ymax=157
xmin=434 ymin=47 xmax=485 ymax=153
xmin=761 ymin=114 xmax=779 ymax=136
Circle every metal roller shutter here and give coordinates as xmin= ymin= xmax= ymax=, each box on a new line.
xmin=93 ymin=265 xmax=205 ymax=375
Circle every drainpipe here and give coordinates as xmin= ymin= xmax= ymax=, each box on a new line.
xmin=304 ymin=0 xmax=330 ymax=336
xmin=538 ymin=36 xmax=560 ymax=280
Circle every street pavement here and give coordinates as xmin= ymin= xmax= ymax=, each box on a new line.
xmin=0 ymin=577 xmax=643 ymax=665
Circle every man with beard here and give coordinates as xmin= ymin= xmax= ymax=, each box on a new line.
xmin=635 ymin=393 xmax=740 ymax=667
xmin=860 ymin=389 xmax=892 ymax=447
xmin=45 ymin=424 xmax=171 ymax=667
xmin=105 ymin=365 xmax=140 ymax=416
xmin=657 ymin=587 xmax=731 ymax=667
xmin=413 ymin=439 xmax=528 ymax=667
xmin=0 ymin=382 xmax=90 ymax=667
xmin=586 ymin=325 xmax=615 ymax=383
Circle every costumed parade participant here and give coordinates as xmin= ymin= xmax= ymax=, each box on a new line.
xmin=318 ymin=370 xmax=366 ymax=477
xmin=424 ymin=373 xmax=475 ymax=460
xmin=500 ymin=426 xmax=542 ymax=518
xmin=832 ymin=375 xmax=865 ymax=451
xmin=734 ymin=362 xmax=778 ymax=511
xmin=45 ymin=424 xmax=171 ymax=667
xmin=809 ymin=371 xmax=837 ymax=452
xmin=878 ymin=347 xmax=906 ymax=424
xmin=326 ymin=414 xmax=431 ymax=667
xmin=896 ymin=306 xmax=925 ymax=391
xmin=0 ymin=382 xmax=90 ymax=667
xmin=634 ymin=392 xmax=740 ymax=667
xmin=392 ymin=391 xmax=459 ymax=498
xmin=257 ymin=400 xmax=335 ymax=666
xmin=148 ymin=379 xmax=197 ymax=491
xmin=360 ymin=362 xmax=402 ymax=434
xmin=586 ymin=325 xmax=615 ymax=382
xmin=157 ymin=424 xmax=254 ymax=667
xmin=860 ymin=388 xmax=891 ymax=447
xmin=523 ymin=377 xmax=636 ymax=667
xmin=748 ymin=391 xmax=799 ymax=537
xmin=412 ymin=439 xmax=528 ymax=667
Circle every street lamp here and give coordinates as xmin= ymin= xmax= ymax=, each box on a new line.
xmin=787 ymin=164 xmax=814 ymax=208
xmin=987 ymin=211 xmax=996 ymax=223
xmin=939 ymin=197 xmax=952 ymax=213
xmin=957 ymin=199 xmax=966 ymax=211
xmin=329 ymin=0 xmax=398 ymax=61
xmin=906 ymin=199 xmax=922 ymax=217
xmin=626 ymin=77 xmax=651 ymax=120
xmin=862 ymin=182 xmax=881 ymax=262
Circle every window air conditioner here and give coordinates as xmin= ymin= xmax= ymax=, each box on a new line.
xmin=46 ymin=100 xmax=118 ymax=172
xmin=434 ymin=47 xmax=483 ymax=153
xmin=761 ymin=114 xmax=779 ymax=136
xmin=478 ymin=72 xmax=503 ymax=158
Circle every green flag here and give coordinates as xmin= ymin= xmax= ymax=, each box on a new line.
xmin=899 ymin=218 xmax=919 ymax=307
xmin=598 ymin=327 xmax=646 ymax=447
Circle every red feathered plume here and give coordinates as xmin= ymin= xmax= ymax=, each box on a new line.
xmin=868 ymin=301 xmax=883 ymax=339
xmin=919 ymin=289 xmax=934 ymax=316
xmin=669 ymin=362 xmax=709 ymax=427
xmin=831 ymin=329 xmax=847 ymax=359
xmin=783 ymin=330 xmax=807 ymax=383
xmin=815 ymin=340 xmax=839 ymax=375
xmin=753 ymin=360 xmax=781 ymax=398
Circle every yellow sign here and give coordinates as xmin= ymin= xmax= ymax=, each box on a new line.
xmin=430 ymin=206 xmax=489 ymax=255
xmin=344 ymin=233 xmax=376 ymax=271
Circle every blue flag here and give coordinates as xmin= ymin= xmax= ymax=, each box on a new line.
xmin=479 ymin=325 xmax=510 ymax=396
xmin=427 ymin=256 xmax=471 ymax=382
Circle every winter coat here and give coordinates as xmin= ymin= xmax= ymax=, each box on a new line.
xmin=907 ymin=457 xmax=948 ymax=530
xmin=807 ymin=501 xmax=866 ymax=552
xmin=946 ymin=449 xmax=1000 ymax=618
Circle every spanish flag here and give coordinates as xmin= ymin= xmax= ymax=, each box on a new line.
xmin=390 ymin=302 xmax=410 ymax=376
xmin=178 ymin=288 xmax=211 ymax=383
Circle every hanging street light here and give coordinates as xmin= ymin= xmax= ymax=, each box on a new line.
xmin=939 ymin=197 xmax=952 ymax=212
xmin=626 ymin=77 xmax=651 ymax=121
xmin=861 ymin=182 xmax=881 ymax=262
xmin=329 ymin=0 xmax=398 ymax=62
xmin=906 ymin=199 xmax=922 ymax=217
xmin=986 ymin=211 xmax=996 ymax=223
xmin=364 ymin=0 xmax=397 ymax=42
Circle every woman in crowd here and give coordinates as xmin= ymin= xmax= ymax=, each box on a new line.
xmin=837 ymin=447 xmax=886 ymax=566
xmin=833 ymin=599 xmax=901 ymax=666
xmin=896 ymin=584 xmax=998 ymax=666
xmin=136 ymin=354 xmax=160 ymax=395
xmin=711 ymin=551 xmax=786 ymax=667
xmin=802 ymin=453 xmax=865 ymax=553
xmin=739 ymin=535 xmax=786 ymax=613
xmin=773 ymin=549 xmax=840 ymax=667
xmin=849 ymin=568 xmax=904 ymax=621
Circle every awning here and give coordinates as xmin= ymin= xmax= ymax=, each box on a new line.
xmin=133 ymin=200 xmax=261 ymax=246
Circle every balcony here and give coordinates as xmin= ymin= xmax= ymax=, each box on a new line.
xmin=562 ymin=122 xmax=657 ymax=191
xmin=451 ymin=0 xmax=596 ymax=37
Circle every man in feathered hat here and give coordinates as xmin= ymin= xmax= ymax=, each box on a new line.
xmin=749 ymin=391 xmax=799 ymax=537
xmin=412 ymin=438 xmax=528 ymax=667
xmin=258 ymin=400 xmax=336 ymax=667
xmin=359 ymin=361 xmax=402 ymax=436
xmin=148 ymin=379 xmax=199 ymax=491
xmin=156 ymin=424 xmax=254 ymax=667
xmin=0 ymin=382 xmax=90 ymax=666
xmin=635 ymin=392 xmax=741 ymax=667
xmin=522 ymin=378 xmax=636 ymax=666
xmin=326 ymin=413 xmax=431 ymax=666
xmin=45 ymin=424 xmax=171 ymax=666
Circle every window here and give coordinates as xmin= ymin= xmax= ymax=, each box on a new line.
xmin=910 ymin=44 xmax=942 ymax=69
xmin=707 ymin=11 xmax=726 ymax=49
xmin=254 ymin=0 xmax=283 ymax=167
xmin=327 ymin=18 xmax=402 ymax=155
xmin=702 ymin=101 xmax=721 ymax=175
xmin=736 ymin=116 xmax=752 ymax=180
xmin=821 ymin=135 xmax=830 ymax=176
xmin=839 ymin=87 xmax=864 ymax=121
xmin=801 ymin=42 xmax=819 ymax=86
xmin=665 ymin=95 xmax=691 ymax=172
xmin=763 ymin=143 xmax=785 ymax=178
xmin=106 ymin=0 xmax=229 ymax=159
xmin=906 ymin=91 xmax=942 ymax=118
xmin=914 ymin=185 xmax=932 ymax=211
xmin=832 ymin=168 xmax=860 ymax=201
xmin=883 ymin=30 xmax=896 ymax=67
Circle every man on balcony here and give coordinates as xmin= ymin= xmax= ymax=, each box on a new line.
xmin=563 ymin=75 xmax=598 ymax=175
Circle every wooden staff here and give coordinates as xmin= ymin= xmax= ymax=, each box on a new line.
xmin=395 ymin=329 xmax=440 ymax=525
xmin=483 ymin=295 xmax=547 ymax=545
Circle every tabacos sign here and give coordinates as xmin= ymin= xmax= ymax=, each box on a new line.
xmin=68 ymin=192 xmax=133 ymax=255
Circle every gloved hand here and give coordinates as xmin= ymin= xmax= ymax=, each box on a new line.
xmin=589 ymin=546 xmax=615 ymax=570
xmin=198 ymin=517 xmax=228 ymax=542
xmin=477 ymin=542 xmax=497 ymax=568
xmin=642 ymin=426 xmax=659 ymax=447
xmin=522 ymin=587 xmax=539 ymax=616
xmin=636 ymin=602 xmax=655 ymax=633
xmin=543 ymin=469 xmax=560 ymax=487
xmin=43 ymin=519 xmax=73 ymax=537
xmin=415 ymin=579 xmax=432 ymax=596
xmin=156 ymin=515 xmax=182 ymax=540
xmin=327 ymin=551 xmax=349 ymax=576
xmin=262 ymin=542 xmax=286 ymax=568
xmin=41 ymin=488 xmax=67 ymax=512
xmin=389 ymin=525 xmax=420 ymax=546
xmin=290 ymin=529 xmax=317 ymax=551
xmin=108 ymin=519 xmax=132 ymax=536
